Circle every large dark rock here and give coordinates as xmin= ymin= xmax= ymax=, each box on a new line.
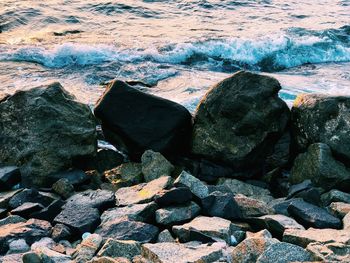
xmin=287 ymin=199 xmax=342 ymax=229
xmin=291 ymin=94 xmax=350 ymax=165
xmin=290 ymin=143 xmax=350 ymax=191
xmin=154 ymin=187 xmax=192 ymax=207
xmin=8 ymin=189 xmax=59 ymax=209
xmin=191 ymin=71 xmax=289 ymax=171
xmin=94 ymin=80 xmax=192 ymax=160
xmin=0 ymin=166 xmax=21 ymax=191
xmin=0 ymin=83 xmax=97 ymax=187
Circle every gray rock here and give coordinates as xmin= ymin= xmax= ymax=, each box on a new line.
xmin=11 ymin=202 xmax=44 ymax=218
xmin=154 ymin=187 xmax=192 ymax=207
xmin=321 ymin=189 xmax=350 ymax=206
xmin=172 ymin=216 xmax=241 ymax=244
xmin=283 ymin=228 xmax=350 ymax=247
xmin=174 ymin=171 xmax=209 ymax=199
xmin=287 ymin=199 xmax=342 ymax=229
xmin=0 ymin=218 xmax=51 ymax=254
xmin=256 ymin=242 xmax=313 ymax=263
xmin=52 ymin=178 xmax=75 ymax=199
xmin=234 ymin=194 xmax=273 ymax=218
xmin=157 ymin=230 xmax=175 ymax=243
xmin=105 ymin=162 xmax=143 ymax=189
xmin=201 ymin=191 xmax=241 ymax=220
xmin=51 ymin=223 xmax=72 ymax=242
xmin=142 ymin=242 xmax=225 ymax=263
xmin=0 ymin=215 xmax=26 ymax=227
xmin=22 ymin=252 xmax=42 ymax=263
xmin=269 ymin=198 xmax=302 ymax=216
xmin=141 ymin=150 xmax=174 ymax=182
xmin=0 ymin=189 xmax=22 ymax=208
xmin=115 ymin=176 xmax=172 ymax=206
xmin=35 ymin=246 xmax=72 ymax=263
xmin=329 ymin=202 xmax=350 ymax=218
xmin=192 ymin=71 xmax=289 ymax=170
xmin=290 ymin=143 xmax=350 ymax=191
xmin=291 ymin=94 xmax=350 ymax=165
xmin=94 ymin=149 xmax=124 ymax=173
xmin=101 ymin=202 xmax=157 ymax=224
xmin=2 ymin=253 xmax=28 ymax=263
xmin=87 ymin=257 xmax=127 ymax=263
xmin=230 ymin=236 xmax=279 ymax=263
xmin=0 ymin=82 xmax=96 ymax=187
xmin=306 ymin=241 xmax=350 ymax=262
xmin=97 ymin=239 xmax=141 ymax=260
xmin=9 ymin=188 xmax=59 ymax=209
xmin=155 ymin=201 xmax=200 ymax=226
xmin=7 ymin=239 xmax=30 ymax=254
xmin=343 ymin=212 xmax=350 ymax=229
xmin=73 ymin=234 xmax=103 ymax=263
xmin=0 ymin=166 xmax=21 ymax=191
xmin=249 ymin=214 xmax=305 ymax=238
xmin=217 ymin=178 xmax=274 ymax=203
xmin=63 ymin=189 xmax=115 ymax=210
xmin=95 ymin=217 xmax=159 ymax=243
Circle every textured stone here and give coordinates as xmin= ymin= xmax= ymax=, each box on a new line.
xmin=343 ymin=212 xmax=350 ymax=229
xmin=51 ymin=223 xmax=72 ymax=242
xmin=115 ymin=176 xmax=172 ymax=206
xmin=63 ymin=189 xmax=115 ymax=210
xmin=97 ymin=239 xmax=141 ymax=260
xmin=306 ymin=241 xmax=350 ymax=262
xmin=0 ymin=166 xmax=21 ymax=191
xmin=0 ymin=189 xmax=22 ymax=209
xmin=105 ymin=163 xmax=143 ymax=189
xmin=256 ymin=242 xmax=313 ymax=263
xmin=234 ymin=194 xmax=273 ymax=218
xmin=217 ymin=178 xmax=274 ymax=203
xmin=192 ymin=71 xmax=289 ymax=170
xmin=0 ymin=82 xmax=96 ymax=187
xmin=321 ymin=190 xmax=350 ymax=206
xmin=287 ymin=199 xmax=342 ymax=229
xmin=154 ymin=187 xmax=192 ymax=207
xmin=94 ymin=80 xmax=192 ymax=160
xmin=155 ymin=201 xmax=200 ymax=226
xmin=0 ymin=215 xmax=26 ymax=227
xmin=141 ymin=150 xmax=174 ymax=182
xmin=329 ymin=202 xmax=350 ymax=218
xmin=9 ymin=189 xmax=59 ymax=209
xmin=10 ymin=202 xmax=44 ymax=218
xmin=172 ymin=216 xmax=241 ymax=244
xmin=52 ymin=178 xmax=75 ymax=199
xmin=157 ymin=230 xmax=175 ymax=243
xmin=173 ymin=171 xmax=209 ymax=199
xmin=94 ymin=149 xmax=124 ymax=173
xmin=290 ymin=143 xmax=350 ymax=191
xmin=141 ymin=242 xmax=225 ymax=263
xmin=74 ymin=234 xmax=103 ymax=263
xmin=7 ymin=239 xmax=30 ymax=254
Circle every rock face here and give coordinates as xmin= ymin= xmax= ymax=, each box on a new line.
xmin=0 ymin=83 xmax=96 ymax=187
xmin=291 ymin=94 xmax=350 ymax=164
xmin=290 ymin=143 xmax=350 ymax=191
xmin=105 ymin=163 xmax=143 ymax=189
xmin=97 ymin=239 xmax=141 ymax=260
xmin=155 ymin=202 xmax=200 ymax=226
xmin=192 ymin=71 xmax=289 ymax=170
xmin=174 ymin=171 xmax=209 ymax=199
xmin=141 ymin=150 xmax=174 ymax=182
xmin=141 ymin=242 xmax=224 ymax=263
xmin=306 ymin=241 xmax=350 ymax=262
xmin=94 ymin=80 xmax=193 ymax=160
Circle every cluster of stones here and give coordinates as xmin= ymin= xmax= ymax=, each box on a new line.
xmin=0 ymin=71 xmax=350 ymax=262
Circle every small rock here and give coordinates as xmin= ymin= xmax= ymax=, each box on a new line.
xmin=321 ymin=189 xmax=350 ymax=206
xmin=174 ymin=171 xmax=209 ymax=199
xmin=234 ymin=194 xmax=273 ymax=218
xmin=172 ymin=216 xmax=242 ymax=244
xmin=283 ymin=228 xmax=350 ymax=247
xmin=9 ymin=188 xmax=59 ymax=209
xmin=0 ymin=189 xmax=22 ymax=208
xmin=201 ymin=191 xmax=241 ymax=220
xmin=287 ymin=180 xmax=322 ymax=205
xmin=50 ymin=169 xmax=90 ymax=187
xmin=97 ymin=239 xmax=141 ymax=260
xmin=74 ymin=234 xmax=103 ymax=263
xmin=105 ymin=163 xmax=143 ymax=189
xmin=63 ymin=189 xmax=115 ymax=210
xmin=101 ymin=202 xmax=157 ymax=224
xmin=52 ymin=178 xmax=75 ymax=199
xmin=155 ymin=201 xmax=200 ymax=226
xmin=154 ymin=187 xmax=192 ymax=207
xmin=0 ymin=166 xmax=21 ymax=191
xmin=343 ymin=212 xmax=350 ymax=229
xmin=52 ymin=223 xmax=72 ymax=242
xmin=0 ymin=215 xmax=26 ymax=227
xmin=256 ymin=242 xmax=313 ymax=263
xmin=22 ymin=252 xmax=42 ymax=263
xmin=30 ymin=199 xmax=65 ymax=222
xmin=287 ymin=199 xmax=342 ymax=229
xmin=11 ymin=202 xmax=44 ymax=218
xmin=35 ymin=246 xmax=72 ymax=263
xmin=217 ymin=178 xmax=274 ymax=204
xmin=141 ymin=150 xmax=174 ymax=182
xmin=306 ymin=241 xmax=350 ymax=262
xmin=141 ymin=242 xmax=225 ymax=263
xmin=7 ymin=239 xmax=30 ymax=254
xmin=94 ymin=149 xmax=124 ymax=173
xmin=115 ymin=176 xmax=172 ymax=206
xmin=329 ymin=202 xmax=350 ymax=218
xmin=157 ymin=230 xmax=175 ymax=243
xmin=95 ymin=217 xmax=159 ymax=243
xmin=269 ymin=198 xmax=301 ymax=216
xmin=248 ymin=214 xmax=305 ymax=238
xmin=88 ymin=256 xmax=129 ymax=263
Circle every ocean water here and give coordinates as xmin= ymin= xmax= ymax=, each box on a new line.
xmin=0 ymin=0 xmax=349 ymax=110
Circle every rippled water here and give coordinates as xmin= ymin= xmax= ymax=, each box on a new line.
xmin=0 ymin=0 xmax=349 ymax=109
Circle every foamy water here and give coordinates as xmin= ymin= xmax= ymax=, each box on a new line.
xmin=0 ymin=0 xmax=349 ymax=109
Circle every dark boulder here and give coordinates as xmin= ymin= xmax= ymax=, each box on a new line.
xmin=30 ymin=199 xmax=65 ymax=222
xmin=0 ymin=83 xmax=97 ymax=187
xmin=290 ymin=143 xmax=350 ymax=191
xmin=94 ymin=80 xmax=193 ymax=160
xmin=287 ymin=199 xmax=342 ymax=229
xmin=10 ymin=202 xmax=44 ymax=218
xmin=192 ymin=71 xmax=289 ymax=172
xmin=154 ymin=187 xmax=192 ymax=207
xmin=0 ymin=166 xmax=21 ymax=191
xmin=291 ymin=94 xmax=350 ymax=165
xmin=8 ymin=189 xmax=59 ymax=209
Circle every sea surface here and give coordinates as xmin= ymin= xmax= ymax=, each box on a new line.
xmin=0 ymin=0 xmax=349 ymax=110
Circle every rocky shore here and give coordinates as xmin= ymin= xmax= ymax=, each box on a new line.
xmin=0 ymin=71 xmax=349 ymax=262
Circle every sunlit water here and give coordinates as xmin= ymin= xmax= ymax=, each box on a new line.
xmin=0 ymin=0 xmax=349 ymax=110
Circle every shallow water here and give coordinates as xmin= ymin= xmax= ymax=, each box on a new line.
xmin=0 ymin=0 xmax=349 ymax=109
